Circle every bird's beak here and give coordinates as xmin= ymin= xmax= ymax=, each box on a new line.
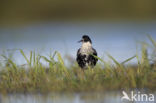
xmin=78 ymin=40 xmax=83 ymax=43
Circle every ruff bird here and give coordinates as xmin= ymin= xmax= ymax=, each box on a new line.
xmin=76 ymin=35 xmax=98 ymax=69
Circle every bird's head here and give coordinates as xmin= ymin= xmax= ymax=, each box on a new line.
xmin=78 ymin=35 xmax=92 ymax=44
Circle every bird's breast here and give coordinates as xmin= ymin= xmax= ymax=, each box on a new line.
xmin=80 ymin=47 xmax=93 ymax=55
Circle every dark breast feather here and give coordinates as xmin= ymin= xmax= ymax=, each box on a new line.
xmin=76 ymin=48 xmax=98 ymax=68
xmin=76 ymin=48 xmax=86 ymax=68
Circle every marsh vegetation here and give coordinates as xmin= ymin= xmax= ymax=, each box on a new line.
xmin=0 ymin=35 xmax=156 ymax=93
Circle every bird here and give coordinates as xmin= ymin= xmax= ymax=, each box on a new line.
xmin=76 ymin=35 xmax=98 ymax=69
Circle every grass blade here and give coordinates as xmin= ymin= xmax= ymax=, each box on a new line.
xmin=91 ymin=54 xmax=111 ymax=69
xmin=40 ymin=56 xmax=51 ymax=63
xmin=20 ymin=49 xmax=30 ymax=65
xmin=121 ymin=55 xmax=136 ymax=64
xmin=8 ymin=59 xmax=17 ymax=70
xmin=30 ymin=51 xmax=32 ymax=66
xmin=1 ymin=55 xmax=17 ymax=69
xmin=33 ymin=51 xmax=36 ymax=66
xmin=107 ymin=53 xmax=121 ymax=67
xmin=147 ymin=34 xmax=156 ymax=48
xmin=57 ymin=52 xmax=64 ymax=66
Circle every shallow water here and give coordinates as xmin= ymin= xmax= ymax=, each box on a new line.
xmin=0 ymin=91 xmax=155 ymax=103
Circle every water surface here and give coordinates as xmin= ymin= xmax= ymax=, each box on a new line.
xmin=0 ymin=90 xmax=155 ymax=103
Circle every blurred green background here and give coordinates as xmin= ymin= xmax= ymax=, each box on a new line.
xmin=0 ymin=1 xmax=156 ymax=103
xmin=1 ymin=0 xmax=156 ymax=25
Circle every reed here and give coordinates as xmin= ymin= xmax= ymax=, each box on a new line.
xmin=0 ymin=35 xmax=156 ymax=93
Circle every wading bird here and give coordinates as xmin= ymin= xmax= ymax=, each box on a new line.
xmin=76 ymin=35 xmax=98 ymax=69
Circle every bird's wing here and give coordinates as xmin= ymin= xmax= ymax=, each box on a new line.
xmin=76 ymin=48 xmax=81 ymax=61
xmin=77 ymin=48 xmax=81 ymax=56
xmin=90 ymin=48 xmax=98 ymax=64
xmin=92 ymin=48 xmax=97 ymax=56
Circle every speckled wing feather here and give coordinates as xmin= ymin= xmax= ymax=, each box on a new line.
xmin=88 ymin=48 xmax=98 ymax=66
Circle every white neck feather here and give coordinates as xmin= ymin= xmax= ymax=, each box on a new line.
xmin=81 ymin=42 xmax=92 ymax=49
xmin=80 ymin=42 xmax=92 ymax=55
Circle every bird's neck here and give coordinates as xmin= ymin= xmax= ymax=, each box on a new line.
xmin=81 ymin=42 xmax=92 ymax=50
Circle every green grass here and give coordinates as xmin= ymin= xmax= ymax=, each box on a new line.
xmin=0 ymin=35 xmax=156 ymax=93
